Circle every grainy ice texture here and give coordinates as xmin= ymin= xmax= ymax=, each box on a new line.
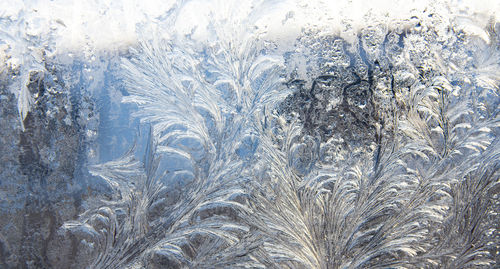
xmin=0 ymin=0 xmax=499 ymax=268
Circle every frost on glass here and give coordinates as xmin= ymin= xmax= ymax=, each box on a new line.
xmin=0 ymin=0 xmax=499 ymax=268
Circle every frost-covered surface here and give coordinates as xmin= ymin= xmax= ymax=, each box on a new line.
xmin=1 ymin=0 xmax=499 ymax=268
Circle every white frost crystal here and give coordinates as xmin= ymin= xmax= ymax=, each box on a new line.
xmin=0 ymin=0 xmax=499 ymax=268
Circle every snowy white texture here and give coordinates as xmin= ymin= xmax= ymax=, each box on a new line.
xmin=0 ymin=0 xmax=499 ymax=53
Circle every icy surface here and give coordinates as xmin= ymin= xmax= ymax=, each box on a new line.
xmin=1 ymin=0 xmax=499 ymax=268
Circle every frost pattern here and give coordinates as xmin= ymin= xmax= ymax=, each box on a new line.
xmin=1 ymin=1 xmax=499 ymax=268
xmin=0 ymin=6 xmax=59 ymax=130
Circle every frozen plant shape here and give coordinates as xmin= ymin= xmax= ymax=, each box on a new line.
xmin=45 ymin=2 xmax=500 ymax=269
xmin=49 ymin=1 xmax=291 ymax=268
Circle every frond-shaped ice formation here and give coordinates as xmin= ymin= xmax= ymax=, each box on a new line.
xmin=0 ymin=1 xmax=499 ymax=268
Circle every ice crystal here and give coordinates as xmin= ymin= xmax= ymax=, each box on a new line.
xmin=0 ymin=0 xmax=499 ymax=268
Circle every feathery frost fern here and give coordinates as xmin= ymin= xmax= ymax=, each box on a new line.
xmin=48 ymin=2 xmax=499 ymax=268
